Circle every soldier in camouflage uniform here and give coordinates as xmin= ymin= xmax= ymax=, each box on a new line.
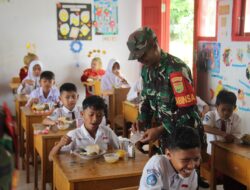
xmin=127 ymin=27 xmax=205 ymax=145
xmin=127 ymin=27 xmax=208 ymax=188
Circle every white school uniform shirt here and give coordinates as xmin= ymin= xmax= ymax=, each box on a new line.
xmin=196 ymin=96 xmax=208 ymax=113
xmin=47 ymin=106 xmax=82 ymax=121
xmin=127 ymin=77 xmax=143 ymax=102
xmin=202 ymin=110 xmax=242 ymax=141
xmin=60 ymin=124 xmax=119 ymax=152
xmin=101 ymin=58 xmax=125 ymax=91
xmin=26 ymin=86 xmax=60 ymax=107
xmin=17 ymin=60 xmax=43 ymax=95
xmin=139 ymin=155 xmax=198 ymax=190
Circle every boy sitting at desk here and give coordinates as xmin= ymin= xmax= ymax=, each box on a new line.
xmin=42 ymin=83 xmax=82 ymax=126
xmin=203 ymin=89 xmax=241 ymax=143
xmin=49 ymin=95 xmax=119 ymax=161
xmin=25 ymin=71 xmax=60 ymax=107
xmin=139 ymin=126 xmax=201 ymax=190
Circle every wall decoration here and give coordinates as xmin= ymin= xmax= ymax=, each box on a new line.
xmin=215 ymin=80 xmax=224 ymax=97
xmin=211 ymin=74 xmax=223 ymax=80
xmin=26 ymin=42 xmax=36 ymax=54
xmin=70 ymin=41 xmax=83 ymax=53
xmin=198 ymin=42 xmax=221 ymax=73
xmin=222 ymin=48 xmax=232 ymax=66
xmin=238 ymin=89 xmax=246 ymax=106
xmin=87 ymin=49 xmax=107 ymax=58
xmin=246 ymin=64 xmax=250 ymax=82
xmin=93 ymin=0 xmax=118 ymax=35
xmin=238 ymin=106 xmax=250 ymax=112
xmin=221 ymin=17 xmax=227 ymax=27
xmin=236 ymin=48 xmax=244 ymax=62
xmin=218 ymin=5 xmax=230 ymax=15
xmin=247 ymin=44 xmax=250 ymax=59
xmin=57 ymin=3 xmax=92 ymax=40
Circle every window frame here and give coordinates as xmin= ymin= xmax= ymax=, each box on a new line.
xmin=197 ymin=0 xmax=218 ymax=41
xmin=232 ymin=0 xmax=250 ymax=41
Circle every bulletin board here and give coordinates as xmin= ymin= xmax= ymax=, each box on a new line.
xmin=93 ymin=0 xmax=118 ymax=35
xmin=57 ymin=3 xmax=92 ymax=40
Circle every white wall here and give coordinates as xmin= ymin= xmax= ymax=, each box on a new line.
xmin=0 ymin=0 xmax=142 ymax=114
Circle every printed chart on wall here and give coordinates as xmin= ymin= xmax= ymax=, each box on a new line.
xmin=57 ymin=3 xmax=92 ymax=40
xmin=197 ymin=42 xmax=221 ymax=73
xmin=93 ymin=0 xmax=118 ymax=35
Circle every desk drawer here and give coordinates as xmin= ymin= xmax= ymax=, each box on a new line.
xmin=214 ymin=146 xmax=248 ymax=184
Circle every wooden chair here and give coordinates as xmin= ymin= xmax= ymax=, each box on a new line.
xmin=82 ymin=80 xmax=101 ymax=96
xmin=109 ymin=87 xmax=130 ymax=135
xmin=12 ymin=76 xmax=21 ymax=83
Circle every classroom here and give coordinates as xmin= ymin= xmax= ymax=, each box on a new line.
xmin=0 ymin=0 xmax=250 ymax=190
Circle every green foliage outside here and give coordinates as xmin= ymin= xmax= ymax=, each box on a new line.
xmin=170 ymin=0 xmax=194 ymax=44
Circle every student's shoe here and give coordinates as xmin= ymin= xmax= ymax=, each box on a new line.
xmin=198 ymin=177 xmax=210 ymax=188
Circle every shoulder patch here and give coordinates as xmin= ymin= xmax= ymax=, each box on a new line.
xmin=146 ymin=174 xmax=157 ymax=186
xmin=204 ymin=115 xmax=211 ymax=122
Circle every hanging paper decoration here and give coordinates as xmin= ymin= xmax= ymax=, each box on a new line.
xmin=93 ymin=0 xmax=118 ymax=35
xmin=223 ymin=48 xmax=232 ymax=66
xmin=70 ymin=41 xmax=83 ymax=67
xmin=70 ymin=41 xmax=83 ymax=53
xmin=57 ymin=3 xmax=92 ymax=40
xmin=26 ymin=42 xmax=36 ymax=54
xmin=87 ymin=49 xmax=107 ymax=58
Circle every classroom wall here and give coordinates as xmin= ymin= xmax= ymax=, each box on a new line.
xmin=0 ymin=0 xmax=142 ymax=114
xmin=197 ymin=0 xmax=250 ymax=134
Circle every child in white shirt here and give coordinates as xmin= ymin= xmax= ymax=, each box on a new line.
xmin=17 ymin=60 xmax=43 ymax=95
xmin=49 ymin=95 xmax=119 ymax=161
xmin=203 ymin=90 xmax=241 ymax=143
xmin=43 ymin=83 xmax=82 ymax=126
xmin=101 ymin=58 xmax=129 ymax=91
xmin=196 ymin=96 xmax=210 ymax=118
xmin=25 ymin=71 xmax=59 ymax=107
xmin=139 ymin=126 xmax=201 ymax=190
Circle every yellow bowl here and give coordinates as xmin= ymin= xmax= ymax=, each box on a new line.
xmin=104 ymin=153 xmax=119 ymax=163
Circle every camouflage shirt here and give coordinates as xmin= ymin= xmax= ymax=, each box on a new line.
xmin=139 ymin=51 xmax=202 ymax=134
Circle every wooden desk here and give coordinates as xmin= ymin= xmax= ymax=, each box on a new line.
xmin=53 ymin=151 xmax=148 ymax=190
xmin=20 ymin=107 xmax=47 ymax=183
xmin=33 ymin=124 xmax=74 ymax=190
xmin=82 ymin=80 xmax=101 ymax=96
xmin=14 ymin=95 xmax=27 ymax=166
xmin=211 ymin=141 xmax=250 ymax=190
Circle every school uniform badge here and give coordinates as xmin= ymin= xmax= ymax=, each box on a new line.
xmin=146 ymin=174 xmax=157 ymax=186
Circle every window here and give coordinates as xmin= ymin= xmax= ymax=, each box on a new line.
xmin=232 ymin=0 xmax=250 ymax=41
xmin=197 ymin=0 xmax=218 ymax=41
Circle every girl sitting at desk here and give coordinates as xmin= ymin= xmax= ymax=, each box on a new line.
xmin=17 ymin=60 xmax=43 ymax=95
xmin=101 ymin=58 xmax=129 ymax=91
xmin=81 ymin=57 xmax=105 ymax=97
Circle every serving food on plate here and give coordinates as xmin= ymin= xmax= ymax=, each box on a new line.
xmin=241 ymin=134 xmax=250 ymax=145
xmin=32 ymin=103 xmax=49 ymax=111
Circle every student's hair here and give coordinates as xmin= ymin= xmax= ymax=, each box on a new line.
xmin=59 ymin=83 xmax=77 ymax=94
xmin=40 ymin=71 xmax=55 ymax=80
xmin=82 ymin=95 xmax=107 ymax=112
xmin=215 ymin=89 xmax=237 ymax=106
xmin=23 ymin=53 xmax=38 ymax=66
xmin=164 ymin=126 xmax=201 ymax=150
xmin=92 ymin=57 xmax=102 ymax=69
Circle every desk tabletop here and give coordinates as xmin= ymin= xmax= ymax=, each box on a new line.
xmin=15 ymin=94 xmax=28 ymax=102
xmin=53 ymin=150 xmax=148 ymax=182
xmin=212 ymin=141 xmax=250 ymax=159
xmin=33 ymin=123 xmax=74 ymax=139
xmin=21 ymin=106 xmax=52 ymax=116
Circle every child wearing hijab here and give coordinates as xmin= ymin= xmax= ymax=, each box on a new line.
xmin=81 ymin=57 xmax=105 ymax=96
xmin=19 ymin=53 xmax=39 ymax=81
xmin=101 ymin=58 xmax=128 ymax=91
xmin=17 ymin=60 xmax=43 ymax=95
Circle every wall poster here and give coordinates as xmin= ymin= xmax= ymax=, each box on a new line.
xmin=93 ymin=0 xmax=118 ymax=35
xmin=57 ymin=3 xmax=92 ymax=40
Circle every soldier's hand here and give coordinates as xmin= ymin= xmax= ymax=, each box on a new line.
xmin=140 ymin=126 xmax=164 ymax=143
